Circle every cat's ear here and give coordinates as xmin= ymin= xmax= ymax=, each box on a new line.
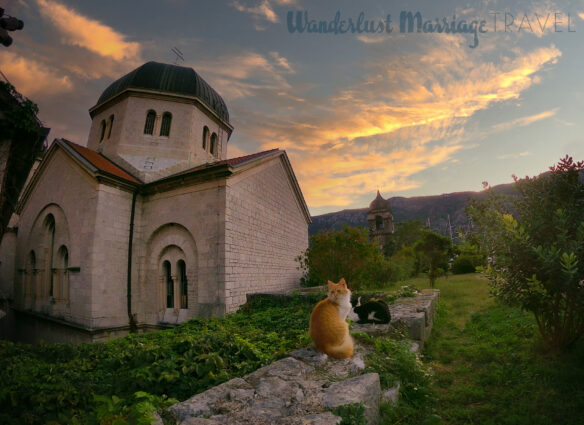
xmin=338 ymin=278 xmax=347 ymax=287
xmin=327 ymin=280 xmax=335 ymax=287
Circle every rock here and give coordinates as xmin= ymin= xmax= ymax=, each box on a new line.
xmin=323 ymin=373 xmax=381 ymax=425
xmin=245 ymin=357 xmax=314 ymax=386
xmin=150 ymin=411 xmax=164 ymax=425
xmin=248 ymin=397 xmax=287 ymax=417
xmin=300 ymin=412 xmax=342 ymax=424
xmin=290 ymin=347 xmax=328 ymax=365
xmin=324 ymin=350 xmax=366 ymax=378
xmin=381 ymin=382 xmax=401 ymax=405
xmin=229 ymin=388 xmax=255 ymax=403
xmin=170 ymin=377 xmax=251 ymax=420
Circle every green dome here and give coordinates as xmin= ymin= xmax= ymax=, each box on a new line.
xmin=93 ymin=61 xmax=229 ymax=122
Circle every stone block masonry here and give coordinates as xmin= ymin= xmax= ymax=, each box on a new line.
xmin=160 ymin=290 xmax=440 ymax=424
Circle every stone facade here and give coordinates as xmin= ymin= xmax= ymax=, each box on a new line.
xmin=0 ymin=62 xmax=311 ymax=343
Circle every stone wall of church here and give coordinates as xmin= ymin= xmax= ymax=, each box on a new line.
xmin=14 ymin=149 xmax=100 ymax=329
xmin=224 ymin=156 xmax=309 ymax=312
xmin=136 ymin=179 xmax=227 ymax=325
xmin=88 ymin=184 xmax=135 ymax=329
xmin=88 ymin=95 xmax=229 ymax=182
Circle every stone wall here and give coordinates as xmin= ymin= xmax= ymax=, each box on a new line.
xmin=161 ymin=290 xmax=440 ymax=424
xmin=224 ymin=157 xmax=309 ymax=312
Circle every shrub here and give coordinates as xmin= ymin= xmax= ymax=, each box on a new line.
xmin=296 ymin=226 xmax=393 ymax=289
xmin=451 ymin=255 xmax=476 ymax=274
xmin=468 ymin=156 xmax=584 ymax=351
xmin=414 ymin=230 xmax=452 ymax=287
xmin=389 ymin=246 xmax=419 ymax=280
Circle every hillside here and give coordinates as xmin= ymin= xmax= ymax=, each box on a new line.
xmin=309 ymin=182 xmax=517 ymax=238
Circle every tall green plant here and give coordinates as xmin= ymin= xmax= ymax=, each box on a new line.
xmin=468 ymin=156 xmax=584 ymax=351
xmin=414 ymin=230 xmax=452 ymax=288
xmin=296 ymin=226 xmax=392 ymax=288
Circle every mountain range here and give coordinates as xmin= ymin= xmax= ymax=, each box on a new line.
xmin=308 ymin=182 xmax=518 ymax=239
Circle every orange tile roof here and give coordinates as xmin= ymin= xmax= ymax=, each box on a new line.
xmin=59 ymin=139 xmax=142 ymax=184
xmin=59 ymin=139 xmax=278 ymax=186
xmin=167 ymin=148 xmax=280 ymax=179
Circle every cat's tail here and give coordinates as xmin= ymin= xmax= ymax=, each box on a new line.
xmin=325 ymin=335 xmax=354 ymax=359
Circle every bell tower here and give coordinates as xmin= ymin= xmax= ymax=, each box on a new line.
xmin=367 ymin=191 xmax=394 ymax=253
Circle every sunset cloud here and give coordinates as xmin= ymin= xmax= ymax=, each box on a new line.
xmin=491 ymin=108 xmax=558 ymax=132
xmin=0 ymin=51 xmax=73 ymax=97
xmin=36 ymin=0 xmax=141 ymax=61
xmin=222 ymin=38 xmax=561 ymax=210
xmin=230 ymin=0 xmax=297 ymax=28
xmin=195 ymin=50 xmax=295 ymax=100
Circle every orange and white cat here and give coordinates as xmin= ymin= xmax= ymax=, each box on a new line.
xmin=309 ymin=278 xmax=354 ymax=359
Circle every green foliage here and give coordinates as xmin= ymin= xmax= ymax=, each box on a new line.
xmin=468 ymin=156 xmax=584 ymax=351
xmin=450 ymin=256 xmax=476 ymax=274
xmin=388 ymin=245 xmax=419 ymax=280
xmin=296 ymin=225 xmax=395 ymax=289
xmin=414 ymin=230 xmax=452 ymax=288
xmin=386 ymin=220 xmax=427 ymax=257
xmin=0 ymin=81 xmax=41 ymax=137
xmin=357 ymin=331 xmax=435 ymax=425
xmin=0 ymin=294 xmax=315 ymax=425
xmin=424 ymin=285 xmax=584 ymax=425
xmin=93 ymin=391 xmax=175 ymax=425
xmin=332 ymin=403 xmax=367 ymax=425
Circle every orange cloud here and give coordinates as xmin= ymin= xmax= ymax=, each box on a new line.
xmin=227 ymin=39 xmax=561 ymax=210
xmin=491 ymin=108 xmax=557 ymax=132
xmin=0 ymin=51 xmax=73 ymax=97
xmin=36 ymin=0 xmax=141 ymax=61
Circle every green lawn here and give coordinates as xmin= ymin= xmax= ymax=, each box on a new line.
xmin=388 ymin=273 xmax=584 ymax=425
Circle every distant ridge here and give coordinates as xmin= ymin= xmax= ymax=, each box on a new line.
xmin=309 ymin=182 xmax=517 ymax=238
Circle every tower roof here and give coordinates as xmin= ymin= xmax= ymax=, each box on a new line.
xmin=369 ymin=190 xmax=391 ymax=211
xmin=91 ymin=61 xmax=229 ymax=122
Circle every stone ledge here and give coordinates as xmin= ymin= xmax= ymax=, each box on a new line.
xmin=165 ymin=289 xmax=440 ymax=424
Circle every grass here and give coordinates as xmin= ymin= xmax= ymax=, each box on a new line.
xmin=383 ymin=273 xmax=584 ymax=425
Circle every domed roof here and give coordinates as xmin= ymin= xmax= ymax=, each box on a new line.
xmin=369 ymin=190 xmax=391 ymax=211
xmin=92 ymin=61 xmax=229 ymax=122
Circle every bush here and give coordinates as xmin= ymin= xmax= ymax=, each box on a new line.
xmin=414 ymin=230 xmax=452 ymax=287
xmin=389 ymin=246 xmax=419 ymax=280
xmin=451 ymin=255 xmax=476 ymax=274
xmin=296 ymin=226 xmax=394 ymax=289
xmin=468 ymin=156 xmax=584 ymax=351
xmin=0 ymin=294 xmax=315 ymax=425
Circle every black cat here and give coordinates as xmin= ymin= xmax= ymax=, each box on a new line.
xmin=351 ymin=296 xmax=391 ymax=324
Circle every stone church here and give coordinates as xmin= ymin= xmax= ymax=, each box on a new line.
xmin=0 ymin=61 xmax=311 ymax=343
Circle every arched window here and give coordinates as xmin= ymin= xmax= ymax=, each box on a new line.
xmin=99 ymin=120 xmax=106 ymax=142
xmin=178 ymin=260 xmax=188 ymax=309
xmin=202 ymin=126 xmax=209 ymax=150
xmin=107 ymin=115 xmax=114 ymax=139
xmin=210 ymin=133 xmax=217 ymax=156
xmin=160 ymin=112 xmax=172 ymax=137
xmin=56 ymin=245 xmax=69 ymax=301
xmin=375 ymin=216 xmax=383 ymax=231
xmin=44 ymin=214 xmax=56 ymax=297
xmin=144 ymin=110 xmax=156 ymax=135
xmin=163 ymin=260 xmax=173 ymax=308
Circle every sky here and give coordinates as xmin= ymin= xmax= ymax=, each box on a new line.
xmin=1 ymin=0 xmax=584 ymax=216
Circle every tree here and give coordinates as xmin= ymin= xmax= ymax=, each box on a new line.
xmin=414 ymin=230 xmax=452 ymax=287
xmin=385 ymin=219 xmax=426 ymax=257
xmin=296 ymin=226 xmax=392 ymax=289
xmin=468 ymin=156 xmax=584 ymax=351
